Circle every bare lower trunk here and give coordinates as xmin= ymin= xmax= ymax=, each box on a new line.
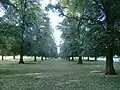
xmin=34 ymin=54 xmax=37 ymax=61
xmin=77 ymin=56 xmax=83 ymax=64
xmin=87 ymin=57 xmax=90 ymax=60
xmin=13 ymin=55 xmax=15 ymax=59
xmin=19 ymin=42 xmax=24 ymax=64
xmin=41 ymin=56 xmax=43 ymax=61
xmin=68 ymin=57 xmax=70 ymax=61
xmin=95 ymin=56 xmax=97 ymax=61
xmin=71 ymin=56 xmax=74 ymax=61
xmin=105 ymin=47 xmax=117 ymax=75
xmin=2 ymin=55 xmax=4 ymax=60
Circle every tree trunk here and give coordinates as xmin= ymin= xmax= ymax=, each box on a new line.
xmin=105 ymin=47 xmax=117 ymax=75
xmin=71 ymin=56 xmax=74 ymax=61
xmin=95 ymin=56 xmax=97 ymax=61
xmin=19 ymin=0 xmax=27 ymax=64
xmin=41 ymin=56 xmax=43 ymax=61
xmin=13 ymin=55 xmax=15 ymax=59
xmin=68 ymin=57 xmax=70 ymax=61
xmin=77 ymin=56 xmax=83 ymax=64
xmin=19 ymin=41 xmax=24 ymax=64
xmin=101 ymin=0 xmax=117 ymax=75
xmin=2 ymin=55 xmax=4 ymax=60
xmin=87 ymin=57 xmax=90 ymax=60
xmin=34 ymin=54 xmax=37 ymax=61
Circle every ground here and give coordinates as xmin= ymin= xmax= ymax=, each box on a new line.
xmin=0 ymin=58 xmax=120 ymax=90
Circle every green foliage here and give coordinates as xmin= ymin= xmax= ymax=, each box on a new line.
xmin=0 ymin=0 xmax=58 ymax=59
xmin=58 ymin=0 xmax=120 ymax=58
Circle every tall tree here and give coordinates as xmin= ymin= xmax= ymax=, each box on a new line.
xmin=47 ymin=0 xmax=120 ymax=75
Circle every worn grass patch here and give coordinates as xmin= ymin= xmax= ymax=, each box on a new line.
xmin=0 ymin=59 xmax=120 ymax=90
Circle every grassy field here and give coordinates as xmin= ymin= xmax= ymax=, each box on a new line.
xmin=0 ymin=58 xmax=120 ymax=90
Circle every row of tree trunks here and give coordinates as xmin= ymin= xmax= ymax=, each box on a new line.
xmin=34 ymin=55 xmax=48 ymax=61
xmin=64 ymin=57 xmax=70 ymax=61
xmin=12 ymin=55 xmax=45 ymax=62
xmin=87 ymin=57 xmax=97 ymax=61
xmin=66 ymin=56 xmax=74 ymax=61
xmin=1 ymin=55 xmax=15 ymax=60
xmin=65 ymin=56 xmax=83 ymax=64
xmin=65 ymin=56 xmax=93 ymax=61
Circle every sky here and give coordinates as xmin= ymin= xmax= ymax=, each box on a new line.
xmin=0 ymin=3 xmax=5 ymax=17
xmin=41 ymin=0 xmax=63 ymax=53
xmin=48 ymin=11 xmax=63 ymax=46
xmin=41 ymin=0 xmax=63 ymax=46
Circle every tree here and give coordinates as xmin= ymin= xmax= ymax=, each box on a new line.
xmin=0 ymin=0 xmax=57 ymax=63
xmin=47 ymin=0 xmax=120 ymax=75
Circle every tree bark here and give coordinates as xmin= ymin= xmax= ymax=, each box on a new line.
xmin=71 ymin=56 xmax=74 ymax=61
xmin=19 ymin=42 xmax=24 ymax=64
xmin=68 ymin=57 xmax=70 ymax=61
xmin=19 ymin=0 xmax=27 ymax=64
xmin=95 ymin=56 xmax=97 ymax=61
xmin=2 ymin=55 xmax=4 ymax=60
xmin=105 ymin=46 xmax=117 ymax=75
xmin=13 ymin=55 xmax=15 ymax=59
xmin=87 ymin=57 xmax=90 ymax=60
xmin=34 ymin=54 xmax=37 ymax=61
xmin=41 ymin=56 xmax=43 ymax=61
xmin=77 ymin=56 xmax=83 ymax=64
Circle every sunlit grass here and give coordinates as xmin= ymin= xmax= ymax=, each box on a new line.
xmin=0 ymin=58 xmax=120 ymax=90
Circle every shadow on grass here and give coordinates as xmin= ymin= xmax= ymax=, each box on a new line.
xmin=4 ymin=61 xmax=41 ymax=66
xmin=23 ymin=62 xmax=37 ymax=65
xmin=0 ymin=69 xmax=20 ymax=75
xmin=72 ymin=60 xmax=104 ymax=65
xmin=83 ymin=63 xmax=103 ymax=65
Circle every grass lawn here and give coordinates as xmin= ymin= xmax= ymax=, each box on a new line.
xmin=0 ymin=58 xmax=120 ymax=90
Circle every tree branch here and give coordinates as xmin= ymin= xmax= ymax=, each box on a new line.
xmin=60 ymin=12 xmax=102 ymax=24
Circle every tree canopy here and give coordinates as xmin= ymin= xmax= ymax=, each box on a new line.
xmin=46 ymin=0 xmax=120 ymax=75
xmin=0 ymin=0 xmax=58 ymax=62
